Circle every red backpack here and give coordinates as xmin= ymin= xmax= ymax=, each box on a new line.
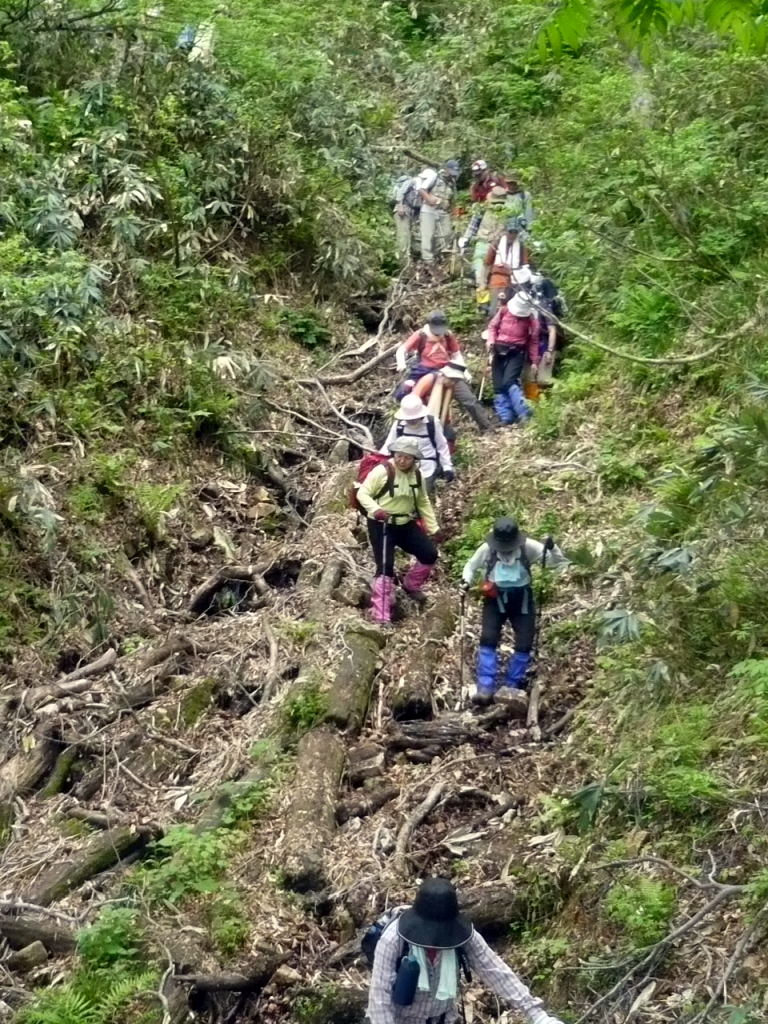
xmin=349 ymin=454 xmax=422 ymax=513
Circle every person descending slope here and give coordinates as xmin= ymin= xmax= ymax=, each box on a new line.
xmin=460 ymin=518 xmax=565 ymax=705
xmin=416 ymin=160 xmax=460 ymax=268
xmin=381 ymin=394 xmax=454 ymax=497
xmin=485 ymin=219 xmax=530 ymax=315
xmin=395 ymin=310 xmax=461 ymax=400
xmin=393 ymin=173 xmax=422 ymax=263
xmin=504 ymin=173 xmax=536 ymax=230
xmin=367 ymin=876 xmax=565 ymax=1024
xmin=458 ymin=185 xmax=512 ymax=316
xmin=469 ymin=159 xmax=508 ymax=202
xmin=440 ymin=354 xmax=492 ymax=433
xmin=486 ymin=284 xmax=539 ymax=426
xmin=357 ymin=437 xmax=440 ymax=623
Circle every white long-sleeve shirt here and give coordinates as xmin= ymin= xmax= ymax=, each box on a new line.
xmin=380 ymin=417 xmax=452 ymax=480
xmin=462 ymin=539 xmax=567 ymax=586
xmin=367 ymin=923 xmax=564 ymax=1024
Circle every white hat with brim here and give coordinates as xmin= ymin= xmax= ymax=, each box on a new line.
xmin=508 ymin=294 xmax=533 ymax=317
xmin=512 ymin=266 xmax=532 ymax=285
xmin=389 ymin=437 xmax=422 ymax=459
xmin=398 ymin=395 xmax=429 ymax=420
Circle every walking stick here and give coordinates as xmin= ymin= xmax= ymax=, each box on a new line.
xmin=478 ymin=357 xmax=491 ymax=402
xmin=533 ymin=536 xmax=556 ymax=669
xmin=459 ymin=589 xmax=467 ymax=708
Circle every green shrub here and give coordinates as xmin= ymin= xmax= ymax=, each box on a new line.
xmin=132 ymin=826 xmax=244 ymax=905
xmin=78 ymin=907 xmax=143 ymax=970
xmin=605 ymin=877 xmax=676 ymax=946
xmin=281 ymin=681 xmax=328 ymax=733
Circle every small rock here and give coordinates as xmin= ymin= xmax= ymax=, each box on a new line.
xmin=7 ymin=942 xmax=47 ymax=974
xmin=378 ymin=827 xmax=396 ymax=855
xmin=348 ymin=743 xmax=385 ymax=783
xmin=345 ymin=817 xmax=362 ymax=833
xmin=271 ymin=965 xmax=302 ymax=989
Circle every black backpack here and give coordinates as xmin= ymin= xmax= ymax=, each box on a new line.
xmin=396 ymin=415 xmax=437 ymax=451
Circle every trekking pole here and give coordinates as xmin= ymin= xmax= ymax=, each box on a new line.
xmin=458 ymin=589 xmax=467 ymax=707
xmin=478 ymin=356 xmax=491 ymax=402
xmin=533 ymin=536 xmax=556 ymax=669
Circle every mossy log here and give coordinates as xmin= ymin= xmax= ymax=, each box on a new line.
xmin=279 ymin=728 xmax=346 ymax=891
xmin=325 ymin=625 xmax=386 ymax=731
xmin=390 ymin=593 xmax=457 ymax=721
xmin=26 ymin=824 xmax=159 ymax=906
xmin=0 ymin=913 xmax=76 ymax=955
xmin=41 ymin=745 xmax=77 ymax=798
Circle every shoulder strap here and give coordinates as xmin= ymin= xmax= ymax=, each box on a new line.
xmin=426 ymin=415 xmax=436 ymax=449
xmin=518 ymin=534 xmax=530 ymax=571
xmin=417 ymin=330 xmax=428 ymax=356
xmin=395 ymin=420 xmax=405 ymax=438
xmin=374 ymin=463 xmax=397 ymax=502
xmin=486 ymin=548 xmax=499 ymax=579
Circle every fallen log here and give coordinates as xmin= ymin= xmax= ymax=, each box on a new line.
xmin=459 ymin=881 xmax=531 ymax=937
xmin=189 ymin=566 xmax=260 ymax=616
xmin=325 ymin=625 xmax=386 ymax=731
xmin=0 ymin=913 xmax=77 ymax=955
xmin=26 ymin=648 xmax=118 ymax=709
xmin=279 ymin=728 xmax=346 ymax=891
xmin=0 ymin=729 xmax=60 ymax=841
xmin=25 ymin=825 xmax=159 ymax=906
xmin=391 ymin=593 xmax=456 ymax=721
xmin=173 ymin=950 xmax=289 ymax=993
xmin=289 ymin=985 xmax=368 ymax=1024
xmin=336 ymin=786 xmax=399 ymax=825
xmin=388 ymin=701 xmax=525 ymax=753
xmin=527 ymin=680 xmax=542 ymax=741
xmin=137 ymin=635 xmax=212 ymax=673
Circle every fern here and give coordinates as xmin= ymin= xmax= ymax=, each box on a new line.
xmin=98 ymin=969 xmax=160 ymax=1022
xmin=17 ymin=988 xmax=99 ymax=1024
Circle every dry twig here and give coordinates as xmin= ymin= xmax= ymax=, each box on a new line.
xmin=394 ymin=781 xmax=446 ymax=877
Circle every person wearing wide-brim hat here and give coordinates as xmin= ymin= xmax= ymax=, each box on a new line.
xmin=357 ymin=437 xmax=440 ymax=624
xmin=380 ymin=394 xmax=454 ymax=497
xmin=486 ymin=277 xmax=539 ymax=427
xmin=367 ymin=877 xmax=566 ymax=1024
xmin=439 ymin=353 xmax=492 ymax=433
xmin=459 ymin=518 xmax=566 ymax=704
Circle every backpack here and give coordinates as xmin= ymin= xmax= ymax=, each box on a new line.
xmin=396 ymin=415 xmax=437 ymax=451
xmin=349 ymin=455 xmax=422 ymax=514
xmin=361 ymin=907 xmax=473 ymax=983
xmin=486 ymin=538 xmax=530 ymax=589
xmin=391 ymin=175 xmax=414 ymax=205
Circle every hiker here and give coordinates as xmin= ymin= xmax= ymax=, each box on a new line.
xmin=440 ymin=355 xmax=493 ymax=433
xmin=460 ymin=519 xmax=565 ymax=704
xmin=458 ymin=185 xmax=512 ymax=315
xmin=381 ymin=395 xmax=454 ymax=497
xmin=367 ymin=876 xmax=565 ymax=1024
xmin=393 ymin=174 xmax=421 ymax=263
xmin=486 ymin=284 xmax=539 ymax=425
xmin=470 ymin=159 xmax=508 ymax=203
xmin=530 ymin=268 xmax=566 ymax=385
xmin=485 ymin=219 xmax=530 ymax=315
xmin=357 ymin=437 xmax=439 ymax=623
xmin=395 ymin=309 xmax=461 ymax=400
xmin=415 ymin=160 xmax=460 ymax=267
xmin=505 ymin=173 xmax=536 ymax=230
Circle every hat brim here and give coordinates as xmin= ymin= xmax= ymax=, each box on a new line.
xmin=429 ymin=323 xmax=449 ymax=336
xmin=399 ymin=409 xmax=427 ymax=420
xmin=397 ymin=910 xmax=473 ymax=950
xmin=486 ymin=530 xmax=520 ymax=553
xmin=442 ymin=368 xmax=464 ymax=379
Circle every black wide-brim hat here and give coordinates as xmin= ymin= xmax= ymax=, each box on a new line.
xmin=397 ymin=878 xmax=473 ymax=950
xmin=486 ymin=516 xmax=520 ymax=553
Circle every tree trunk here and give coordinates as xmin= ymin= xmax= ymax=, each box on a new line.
xmin=25 ymin=825 xmax=159 ymax=906
xmin=279 ymin=728 xmax=346 ymax=891
xmin=0 ymin=914 xmax=76 ymax=955
xmin=390 ymin=594 xmax=456 ymax=720
xmin=325 ymin=625 xmax=385 ymax=731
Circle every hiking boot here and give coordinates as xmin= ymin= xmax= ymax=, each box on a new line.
xmin=403 ymin=561 xmax=433 ymax=604
xmin=471 ymin=686 xmax=496 ymax=707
